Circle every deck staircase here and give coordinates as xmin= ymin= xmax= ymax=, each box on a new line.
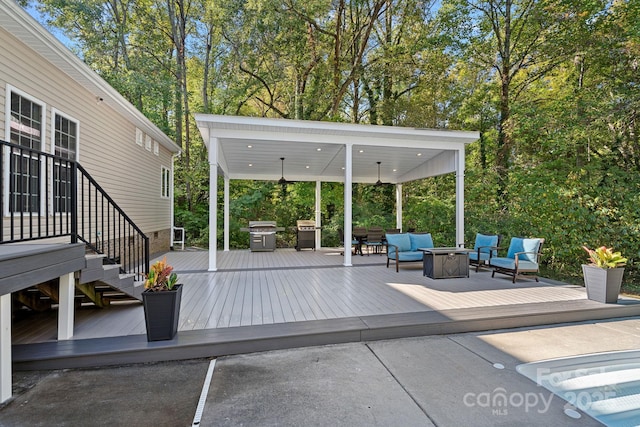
xmin=1 ymin=139 xmax=149 ymax=313
xmin=76 ymin=254 xmax=144 ymax=305
xmin=13 ymin=253 xmax=144 ymax=312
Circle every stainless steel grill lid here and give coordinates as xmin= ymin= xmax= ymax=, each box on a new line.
xmin=296 ymin=220 xmax=316 ymax=231
xmin=249 ymin=221 xmax=277 ymax=231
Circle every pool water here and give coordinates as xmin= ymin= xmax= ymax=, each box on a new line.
xmin=517 ymin=350 xmax=640 ymax=427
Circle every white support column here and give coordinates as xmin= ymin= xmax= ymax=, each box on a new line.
xmin=396 ymin=183 xmax=403 ymax=232
xmin=208 ymin=137 xmax=218 ymax=271
xmin=456 ymin=148 xmax=465 ymax=247
xmin=344 ymin=144 xmax=353 ymax=267
xmin=0 ymin=294 xmax=11 ymax=403
xmin=58 ymin=272 xmax=75 ymax=340
xmin=170 ymin=153 xmax=178 ymax=249
xmin=224 ymin=175 xmax=230 ymax=252
xmin=315 ymin=180 xmax=322 ymax=250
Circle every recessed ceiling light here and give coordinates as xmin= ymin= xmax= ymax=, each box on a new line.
xmin=416 ymin=153 xmax=422 ymax=157
xmin=393 ymin=169 xmax=397 ymax=172
xmin=359 ymin=149 xmax=364 ymax=153
xmin=247 ymin=145 xmax=253 ymax=148
xmin=316 ymin=148 xmax=322 ymax=152
xmin=306 ymin=165 xmax=310 ymax=169
xmin=249 ymin=164 xmax=253 ymax=167
xmin=341 ymin=167 xmax=345 ymax=170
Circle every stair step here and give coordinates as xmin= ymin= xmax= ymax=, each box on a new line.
xmin=101 ymin=264 xmax=121 ymax=280
xmin=78 ymin=267 xmax=104 ymax=284
xmin=84 ymin=254 xmax=107 ymax=270
xmin=101 ymin=292 xmax=136 ymax=299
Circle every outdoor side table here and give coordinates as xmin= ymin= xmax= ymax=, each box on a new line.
xmin=420 ymin=247 xmax=472 ymax=279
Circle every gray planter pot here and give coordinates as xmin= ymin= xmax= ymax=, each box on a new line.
xmin=582 ymin=265 xmax=624 ymax=304
xmin=142 ymin=284 xmax=182 ymax=341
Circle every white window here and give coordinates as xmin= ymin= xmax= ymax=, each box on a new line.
xmin=52 ymin=110 xmax=79 ymax=213
xmin=6 ymin=87 xmax=45 ymax=214
xmin=145 ymin=134 xmax=152 ymax=151
xmin=136 ymin=128 xmax=143 ymax=146
xmin=161 ymin=166 xmax=170 ymax=199
xmin=153 ymin=140 xmax=159 ymax=155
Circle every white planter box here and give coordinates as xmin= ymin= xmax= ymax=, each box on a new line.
xmin=582 ymin=265 xmax=624 ymax=304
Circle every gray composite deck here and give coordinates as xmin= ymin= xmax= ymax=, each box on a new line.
xmin=12 ymin=247 xmax=640 ymax=369
xmin=1 ymin=243 xmax=86 ymax=295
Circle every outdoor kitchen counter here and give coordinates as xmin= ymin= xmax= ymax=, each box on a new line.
xmin=239 ymin=227 xmax=285 ymax=232
xmin=241 ymin=221 xmax=286 ymax=252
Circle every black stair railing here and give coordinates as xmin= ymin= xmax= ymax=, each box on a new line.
xmin=0 ymin=139 xmax=149 ymax=278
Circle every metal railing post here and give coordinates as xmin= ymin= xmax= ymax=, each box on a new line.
xmin=70 ymin=162 xmax=78 ymax=243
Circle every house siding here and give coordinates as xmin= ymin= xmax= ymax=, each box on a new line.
xmin=0 ymin=28 xmax=177 ymax=252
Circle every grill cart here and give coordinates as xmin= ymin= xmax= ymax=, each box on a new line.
xmin=295 ymin=220 xmax=317 ymax=251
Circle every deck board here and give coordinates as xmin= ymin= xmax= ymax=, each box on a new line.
xmin=11 ymin=248 xmax=640 ymax=349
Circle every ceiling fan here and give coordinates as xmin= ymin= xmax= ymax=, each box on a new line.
xmin=278 ymin=157 xmax=299 ymax=185
xmin=374 ymin=161 xmax=390 ymax=186
xmin=278 ymin=157 xmax=288 ymax=185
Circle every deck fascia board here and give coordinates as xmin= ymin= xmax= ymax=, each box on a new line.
xmin=13 ymin=302 xmax=640 ymax=371
xmin=0 ymin=243 xmax=86 ymax=294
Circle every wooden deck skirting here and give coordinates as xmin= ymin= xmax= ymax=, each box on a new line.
xmin=11 ymin=249 xmax=640 ymax=370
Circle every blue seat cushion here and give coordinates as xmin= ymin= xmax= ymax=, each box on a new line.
xmin=506 ymin=237 xmax=542 ymax=262
xmin=489 ymin=257 xmax=539 ymax=272
xmin=386 ymin=233 xmax=412 ymax=254
xmin=469 ymin=252 xmax=491 ymax=262
xmin=387 ymin=251 xmax=423 ymax=261
xmin=474 ymin=233 xmax=499 ymax=256
xmin=409 ymin=233 xmax=433 ymax=251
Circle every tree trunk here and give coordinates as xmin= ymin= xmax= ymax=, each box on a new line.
xmin=381 ymin=0 xmax=393 ymax=126
xmin=495 ymin=0 xmax=512 ymax=210
xmin=167 ymin=0 xmax=191 ymax=211
xmin=202 ymin=23 xmax=213 ymax=114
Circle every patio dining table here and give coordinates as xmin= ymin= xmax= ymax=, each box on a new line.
xmin=353 ymin=231 xmax=367 ymax=256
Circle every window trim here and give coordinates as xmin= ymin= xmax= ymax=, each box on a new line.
xmin=4 ymin=85 xmax=47 ymax=217
xmin=51 ymin=108 xmax=80 ymax=161
xmin=5 ymin=84 xmax=47 ymax=146
xmin=136 ymin=128 xmax=143 ymax=146
xmin=161 ymin=166 xmax=170 ymax=199
xmin=50 ymin=109 xmax=80 ymax=215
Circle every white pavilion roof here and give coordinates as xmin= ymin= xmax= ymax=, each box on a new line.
xmin=195 ymin=114 xmax=479 ymax=184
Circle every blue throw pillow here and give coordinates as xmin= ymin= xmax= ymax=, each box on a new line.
xmin=475 ymin=234 xmax=499 ymax=255
xmin=521 ymin=238 xmax=542 ymax=262
xmin=385 ymin=233 xmax=411 ymax=252
xmin=507 ymin=237 xmax=541 ymax=262
xmin=409 ymin=233 xmax=433 ymax=251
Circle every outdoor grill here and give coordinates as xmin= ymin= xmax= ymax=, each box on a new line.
xmin=295 ymin=220 xmax=317 ymax=251
xmin=243 ymin=221 xmax=283 ymax=252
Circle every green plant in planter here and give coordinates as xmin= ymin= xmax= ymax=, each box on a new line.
xmin=582 ymin=246 xmax=627 ymax=269
xmin=144 ymin=257 xmax=178 ymax=291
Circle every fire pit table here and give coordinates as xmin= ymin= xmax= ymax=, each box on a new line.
xmin=420 ymin=247 xmax=472 ymax=279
